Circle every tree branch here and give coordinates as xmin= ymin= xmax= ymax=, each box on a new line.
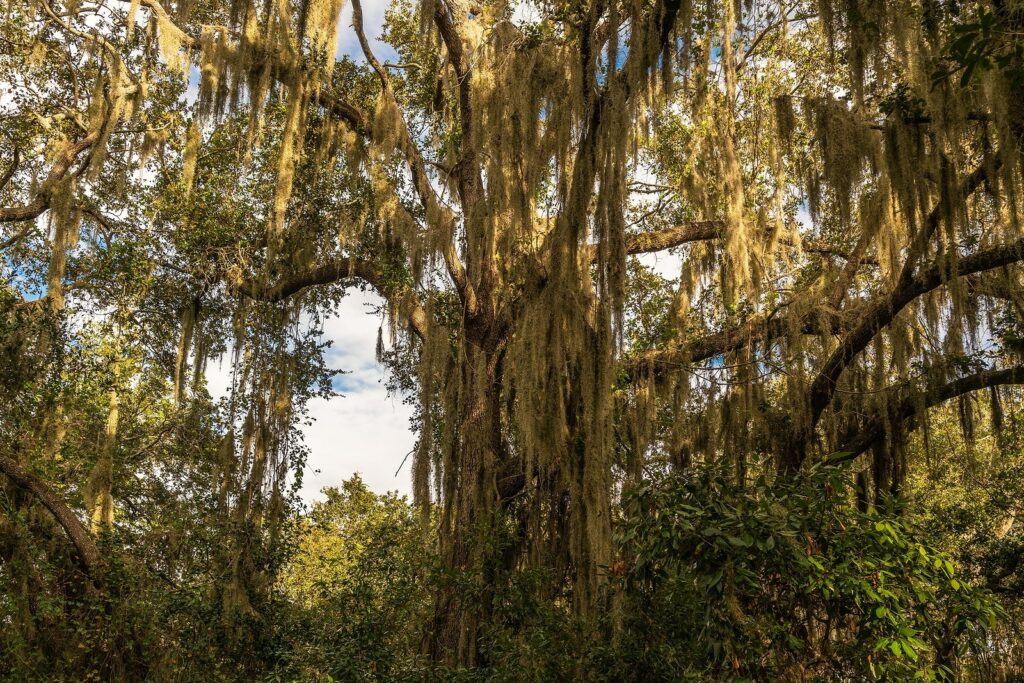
xmin=0 ymin=453 xmax=100 ymax=573
xmin=431 ymin=0 xmax=483 ymax=220
xmin=623 ymin=221 xmax=724 ymax=254
xmin=351 ymin=0 xmax=475 ymax=318
xmin=833 ymin=366 xmax=1024 ymax=461
xmin=0 ymin=131 xmax=98 ymax=224
xmin=896 ymin=160 xmax=993 ymax=287
xmin=232 ymin=256 xmax=429 ymax=341
xmin=0 ymin=145 xmax=19 ymax=192
xmin=807 ymin=236 xmax=1024 ymax=430
xmin=610 ymin=219 xmax=877 ymax=261
xmin=134 ymin=0 xmax=369 ymax=134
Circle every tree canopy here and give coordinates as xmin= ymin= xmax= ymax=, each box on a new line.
xmin=1 ymin=0 xmax=1023 ymax=678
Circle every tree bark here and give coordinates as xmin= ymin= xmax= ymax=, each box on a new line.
xmin=0 ymin=453 xmax=100 ymax=572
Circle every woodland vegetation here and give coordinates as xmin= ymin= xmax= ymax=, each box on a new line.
xmin=1 ymin=0 xmax=1024 ymax=679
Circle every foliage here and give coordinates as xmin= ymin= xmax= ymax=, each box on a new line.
xmin=272 ymin=477 xmax=433 ymax=681
xmin=616 ymin=462 xmax=1001 ymax=680
xmin=906 ymin=402 xmax=1024 ymax=679
xmin=2 ymin=0 xmax=1024 ymax=677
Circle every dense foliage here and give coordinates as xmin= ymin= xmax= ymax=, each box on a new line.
xmin=2 ymin=0 xmax=1024 ymax=678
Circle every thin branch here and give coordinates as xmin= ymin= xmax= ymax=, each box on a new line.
xmin=0 ymin=145 xmax=19 ymax=191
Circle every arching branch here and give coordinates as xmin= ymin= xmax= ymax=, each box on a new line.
xmin=351 ymin=0 xmax=475 ymax=318
xmin=0 ymin=453 xmax=100 ymax=573
xmin=232 ymin=257 xmax=429 ymax=341
xmin=806 ymin=236 xmax=1024 ymax=431
xmin=0 ymin=131 xmax=98 ymax=224
xmin=833 ymin=366 xmax=1024 ymax=461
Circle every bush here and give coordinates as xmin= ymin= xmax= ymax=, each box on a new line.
xmin=614 ymin=462 xmax=1001 ymax=681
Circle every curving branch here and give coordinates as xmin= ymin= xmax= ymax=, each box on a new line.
xmin=0 ymin=131 xmax=98 ymax=224
xmin=0 ymin=453 xmax=100 ymax=573
xmin=351 ymin=0 xmax=475 ymax=318
xmin=806 ymin=236 xmax=1024 ymax=432
xmin=833 ymin=366 xmax=1024 ymax=461
xmin=232 ymin=256 xmax=429 ymax=341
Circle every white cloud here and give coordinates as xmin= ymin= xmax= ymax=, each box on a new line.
xmin=205 ymin=290 xmax=416 ymax=503
xmin=301 ymin=292 xmax=416 ymax=502
xmin=637 ymin=251 xmax=683 ymax=280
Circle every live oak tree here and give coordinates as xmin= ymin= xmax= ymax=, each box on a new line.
xmin=1 ymin=0 xmax=1023 ymax=672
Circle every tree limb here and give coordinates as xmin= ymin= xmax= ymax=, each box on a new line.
xmin=623 ymin=221 xmax=724 ymax=254
xmin=0 ymin=131 xmax=98 ymax=224
xmin=807 ymin=236 xmax=1024 ymax=430
xmin=232 ymin=257 xmax=429 ymax=341
xmin=833 ymin=366 xmax=1024 ymax=461
xmin=0 ymin=145 xmax=19 ymax=192
xmin=612 ymin=220 xmax=877 ymax=261
xmin=351 ymin=0 xmax=475 ymax=318
xmin=0 ymin=453 xmax=100 ymax=573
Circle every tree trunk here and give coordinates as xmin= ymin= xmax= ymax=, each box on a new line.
xmin=428 ymin=340 xmax=508 ymax=667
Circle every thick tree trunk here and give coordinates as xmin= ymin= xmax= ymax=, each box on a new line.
xmin=428 ymin=341 xmax=508 ymax=667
